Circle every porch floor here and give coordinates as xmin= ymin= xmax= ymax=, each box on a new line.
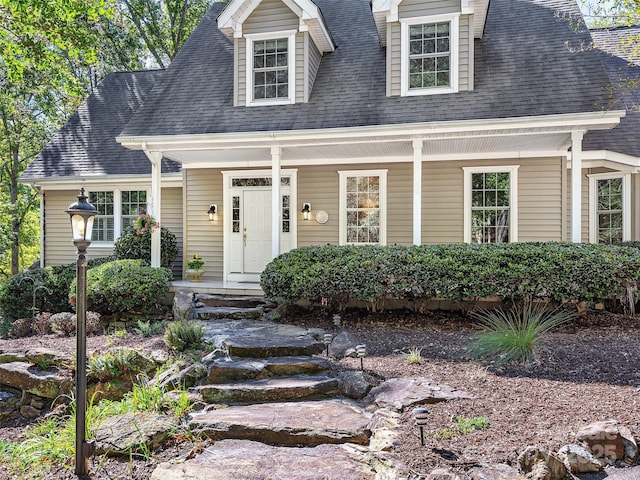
xmin=170 ymin=280 xmax=264 ymax=296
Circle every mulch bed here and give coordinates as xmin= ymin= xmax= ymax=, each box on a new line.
xmin=1 ymin=309 xmax=640 ymax=479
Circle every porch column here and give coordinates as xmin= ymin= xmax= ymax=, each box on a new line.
xmin=143 ymin=147 xmax=162 ymax=267
xmin=412 ymin=139 xmax=423 ymax=246
xmin=271 ymin=146 xmax=281 ymax=258
xmin=570 ymin=131 xmax=584 ymax=243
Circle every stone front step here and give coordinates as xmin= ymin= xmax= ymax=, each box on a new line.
xmin=193 ymin=375 xmax=340 ymax=404
xmin=200 ymin=319 xmax=324 ymax=358
xmin=189 ymin=399 xmax=371 ymax=446
xmin=196 ymin=294 xmax=266 ymax=309
xmin=195 ymin=306 xmax=263 ymax=320
xmin=150 ymin=440 xmax=377 ymax=480
xmin=207 ymin=356 xmax=331 ymax=383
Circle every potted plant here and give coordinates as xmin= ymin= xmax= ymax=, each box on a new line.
xmin=186 ymin=253 xmax=205 ymax=282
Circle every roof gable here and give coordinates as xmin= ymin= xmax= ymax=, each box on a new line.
xmin=217 ymin=0 xmax=335 ymax=52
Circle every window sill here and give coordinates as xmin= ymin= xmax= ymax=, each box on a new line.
xmin=246 ymin=98 xmax=295 ymax=107
xmin=403 ymin=86 xmax=457 ymax=96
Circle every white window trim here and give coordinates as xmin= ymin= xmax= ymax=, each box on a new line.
xmin=463 ymin=166 xmax=519 ymax=243
xmin=400 ymin=13 xmax=459 ymax=97
xmin=245 ymin=30 xmax=297 ymax=107
xmin=588 ymin=172 xmax=631 ymax=243
xmin=338 ymin=169 xmax=388 ymax=246
xmin=88 ymin=187 xmax=150 ymax=247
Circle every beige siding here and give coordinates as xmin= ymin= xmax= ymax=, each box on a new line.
xmin=184 ymin=169 xmax=224 ymax=280
xmin=307 ymin=33 xmax=322 ymax=101
xmin=296 ymin=163 xmax=412 ymax=247
xmin=459 ymin=15 xmax=470 ymax=91
xmin=398 ymin=0 xmax=461 ymax=17
xmin=43 ymin=186 xmax=183 ymax=270
xmin=295 ymin=33 xmax=304 ymax=102
xmin=237 ymin=37 xmax=246 ymax=106
xmin=389 ymin=22 xmax=401 ymax=97
xmin=423 ymin=158 xmax=564 ymax=244
xmin=244 ymin=0 xmax=298 ymax=34
xmin=565 ymin=168 xmax=592 ymax=243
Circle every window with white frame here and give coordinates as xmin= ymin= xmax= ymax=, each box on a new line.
xmin=246 ymin=32 xmax=295 ymax=106
xmin=589 ymin=173 xmax=630 ymax=243
xmin=401 ymin=14 xmax=459 ymax=96
xmin=339 ymin=170 xmax=387 ymax=245
xmin=463 ymin=166 xmax=519 ymax=243
xmin=89 ymin=189 xmax=148 ymax=243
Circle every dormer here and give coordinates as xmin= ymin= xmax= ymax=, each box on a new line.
xmin=218 ymin=0 xmax=335 ymax=107
xmin=372 ymin=0 xmax=489 ymax=97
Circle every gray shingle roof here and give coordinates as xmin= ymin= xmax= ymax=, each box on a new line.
xmin=22 ymin=70 xmax=181 ymax=180
xmin=119 ymin=0 xmax=614 ymax=138
xmin=583 ymin=26 xmax=640 ymax=158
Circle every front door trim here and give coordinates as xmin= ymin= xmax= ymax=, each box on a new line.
xmin=222 ymin=169 xmax=298 ymax=282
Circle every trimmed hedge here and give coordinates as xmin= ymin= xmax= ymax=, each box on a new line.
xmin=0 ymin=257 xmax=112 ymax=322
xmin=78 ymin=259 xmax=172 ymax=317
xmin=260 ymin=243 xmax=640 ymax=309
xmin=114 ymin=227 xmax=178 ymax=268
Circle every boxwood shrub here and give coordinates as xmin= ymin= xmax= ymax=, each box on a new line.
xmin=114 ymin=227 xmax=178 ymax=268
xmin=260 ymin=243 xmax=640 ymax=310
xmin=0 ymin=257 xmax=112 ymax=322
xmin=76 ymin=259 xmax=172 ymax=317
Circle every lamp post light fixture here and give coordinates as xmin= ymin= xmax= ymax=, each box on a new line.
xmin=355 ymin=344 xmax=366 ymax=370
xmin=65 ymin=188 xmax=97 ymax=477
xmin=301 ymin=203 xmax=311 ymax=221
xmin=412 ymin=407 xmax=429 ymax=446
xmin=323 ymin=333 xmax=333 ymax=357
xmin=207 ymin=204 xmax=217 ymax=221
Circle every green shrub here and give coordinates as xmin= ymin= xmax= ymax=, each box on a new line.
xmin=261 ymin=243 xmax=640 ymax=309
xmin=0 ymin=257 xmax=112 ymax=322
xmin=164 ymin=320 xmax=204 ymax=351
xmin=468 ymin=302 xmax=575 ymax=365
xmin=76 ymin=259 xmax=172 ymax=317
xmin=114 ymin=226 xmax=178 ymax=268
xmin=87 ymin=347 xmax=155 ymax=382
xmin=134 ymin=319 xmax=165 ymax=337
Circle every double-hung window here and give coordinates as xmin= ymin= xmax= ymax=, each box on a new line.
xmin=401 ymin=14 xmax=459 ymax=96
xmin=246 ymin=32 xmax=296 ymax=106
xmin=463 ymin=166 xmax=519 ymax=243
xmin=89 ymin=189 xmax=148 ymax=243
xmin=589 ymin=173 xmax=630 ymax=243
xmin=339 ymin=170 xmax=387 ymax=245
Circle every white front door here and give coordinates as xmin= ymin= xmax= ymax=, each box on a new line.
xmin=224 ymin=170 xmax=297 ymax=282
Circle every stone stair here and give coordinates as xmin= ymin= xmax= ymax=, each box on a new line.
xmin=194 ymin=294 xmax=267 ymax=320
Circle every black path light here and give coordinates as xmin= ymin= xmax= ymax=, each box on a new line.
xmin=356 ymin=344 xmax=366 ymax=370
xmin=323 ymin=333 xmax=333 ymax=357
xmin=65 ymin=188 xmax=97 ymax=477
xmin=332 ymin=314 xmax=341 ymax=327
xmin=412 ymin=407 xmax=429 ymax=446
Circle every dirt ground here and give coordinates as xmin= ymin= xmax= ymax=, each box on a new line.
xmin=1 ymin=309 xmax=640 ymax=479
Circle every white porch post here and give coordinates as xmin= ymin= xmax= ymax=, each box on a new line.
xmin=412 ymin=139 xmax=423 ymax=246
xmin=571 ymin=131 xmax=584 ymax=243
xmin=271 ymin=146 xmax=281 ymax=258
xmin=143 ymin=147 xmax=162 ymax=267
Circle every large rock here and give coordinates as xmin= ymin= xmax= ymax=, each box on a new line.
xmin=207 ymin=356 xmax=330 ymax=383
xmin=518 ymin=446 xmax=567 ymax=480
xmin=94 ymin=411 xmax=179 ymax=455
xmin=576 ymin=420 xmax=638 ymax=464
xmin=558 ymin=444 xmax=602 ymax=473
xmin=25 ymin=348 xmax=72 ymax=367
xmin=368 ymin=409 xmax=401 ymax=452
xmin=328 ymin=331 xmax=361 ymax=359
xmin=0 ymin=387 xmax=21 ymax=422
xmin=364 ymin=377 xmax=473 ymax=411
xmin=196 ymin=294 xmax=265 ymax=309
xmin=469 ymin=464 xmax=521 ymax=480
xmin=150 ymin=440 xmax=377 ymax=480
xmin=0 ymin=361 xmax=72 ymax=399
xmin=190 ymin=399 xmax=371 ymax=446
xmin=172 ymin=291 xmax=194 ymax=322
xmin=426 ymin=468 xmax=461 ymax=480
xmin=339 ymin=370 xmax=374 ymax=400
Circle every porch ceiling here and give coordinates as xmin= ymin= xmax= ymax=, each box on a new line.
xmin=162 ymin=132 xmax=573 ymax=168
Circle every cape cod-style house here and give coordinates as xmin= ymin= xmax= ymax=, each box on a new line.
xmin=22 ymin=0 xmax=640 ymax=286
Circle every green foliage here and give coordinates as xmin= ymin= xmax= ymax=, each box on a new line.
xmin=404 ymin=346 xmax=423 ymax=365
xmin=469 ymin=302 xmax=576 ymax=365
xmin=455 ymin=416 xmax=489 ymax=433
xmin=114 ymin=226 xmax=178 ymax=268
xmin=0 ymin=257 xmax=112 ymax=321
xmin=79 ymin=259 xmax=172 ymax=316
xmin=261 ymin=243 xmax=640 ymax=310
xmin=87 ymin=347 xmax=153 ymax=382
xmin=134 ymin=319 xmax=165 ymax=337
xmin=164 ymin=320 xmax=204 ymax=351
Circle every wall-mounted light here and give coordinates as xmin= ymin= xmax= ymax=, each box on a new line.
xmin=208 ymin=204 xmax=217 ymax=221
xmin=302 ymin=203 xmax=311 ymax=221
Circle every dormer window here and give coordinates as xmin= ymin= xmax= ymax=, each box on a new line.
xmin=246 ymin=32 xmax=296 ymax=106
xmin=401 ymin=14 xmax=459 ymax=96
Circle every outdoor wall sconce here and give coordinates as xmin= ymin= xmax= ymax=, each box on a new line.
xmin=208 ymin=204 xmax=217 ymax=221
xmin=412 ymin=407 xmax=429 ymax=446
xmin=323 ymin=333 xmax=333 ymax=356
xmin=356 ymin=344 xmax=367 ymax=370
xmin=301 ymin=203 xmax=311 ymax=220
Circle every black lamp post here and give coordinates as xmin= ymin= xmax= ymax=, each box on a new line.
xmin=65 ymin=188 xmax=97 ymax=477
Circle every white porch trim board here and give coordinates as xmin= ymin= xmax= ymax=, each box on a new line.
xmin=570 ymin=131 xmax=584 ymax=243
xmin=143 ymin=147 xmax=163 ymax=268
xmin=271 ymin=146 xmax=282 ymax=259
xmin=412 ymin=138 xmax=423 ymax=246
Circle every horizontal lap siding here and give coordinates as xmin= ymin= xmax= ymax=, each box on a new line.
xmin=459 ymin=15 xmax=470 ymax=91
xmin=308 ymin=34 xmax=322 ymax=101
xmin=423 ymin=163 xmax=464 ymax=243
xmin=565 ymin=169 xmax=590 ymax=242
xmin=161 ymin=187 xmax=184 ymax=277
xmin=296 ymin=34 xmax=304 ymax=102
xmin=244 ymin=0 xmax=298 ymax=34
xmin=398 ymin=0 xmax=461 ymax=17
xmin=389 ymin=23 xmax=401 ymax=97
xmin=185 ymin=169 xmax=224 ymax=280
xmin=519 ymin=157 xmax=562 ymax=241
xmin=236 ymin=38 xmax=244 ymax=106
